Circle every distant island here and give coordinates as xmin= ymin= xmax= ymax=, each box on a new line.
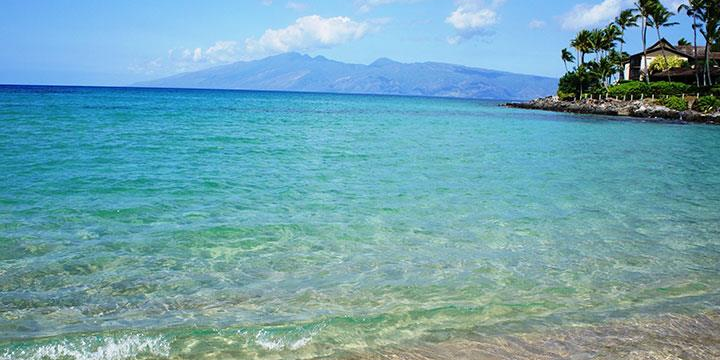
xmin=133 ymin=53 xmax=557 ymax=101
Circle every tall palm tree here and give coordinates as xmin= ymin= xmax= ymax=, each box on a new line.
xmin=648 ymin=2 xmax=679 ymax=81
xmin=614 ymin=9 xmax=640 ymax=54
xmin=589 ymin=28 xmax=606 ymax=61
xmin=696 ymin=0 xmax=720 ymax=85
xmin=561 ymin=48 xmax=575 ymax=73
xmin=603 ymin=24 xmax=623 ymax=52
xmin=634 ymin=0 xmax=657 ymax=83
xmin=598 ymin=24 xmax=623 ymax=82
xmin=679 ymin=1 xmax=702 ymax=86
xmin=571 ymin=30 xmax=592 ymax=65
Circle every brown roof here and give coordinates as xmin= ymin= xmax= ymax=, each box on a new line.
xmin=676 ymin=45 xmax=720 ymax=60
xmin=623 ymin=39 xmax=694 ymax=63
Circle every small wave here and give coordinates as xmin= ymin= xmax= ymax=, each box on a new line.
xmin=0 ymin=334 xmax=170 ymax=360
xmin=251 ymin=325 xmax=323 ymax=351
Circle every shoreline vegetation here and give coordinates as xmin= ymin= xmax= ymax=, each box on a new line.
xmin=505 ymin=93 xmax=720 ymax=124
xmin=506 ymin=79 xmax=720 ymax=124
xmin=524 ymin=0 xmax=720 ymax=124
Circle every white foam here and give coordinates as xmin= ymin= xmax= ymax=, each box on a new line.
xmin=288 ymin=336 xmax=312 ymax=350
xmin=1 ymin=334 xmax=170 ymax=360
xmin=254 ymin=330 xmax=285 ymax=351
xmin=253 ymin=328 xmax=318 ymax=351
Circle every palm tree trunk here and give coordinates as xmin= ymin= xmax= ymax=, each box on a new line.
xmin=657 ymin=27 xmax=672 ymax=82
xmin=693 ymin=19 xmax=700 ymax=87
xmin=708 ymin=45 xmax=713 ymax=86
xmin=642 ymin=17 xmax=649 ymax=83
xmin=620 ymin=29 xmax=626 ymax=81
xmin=576 ymin=49 xmax=580 ymax=66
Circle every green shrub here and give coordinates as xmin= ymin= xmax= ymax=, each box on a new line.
xmin=557 ymin=91 xmax=575 ymax=101
xmin=558 ymin=67 xmax=601 ymax=98
xmin=709 ymin=85 xmax=720 ymax=97
xmin=695 ymin=96 xmax=720 ymax=113
xmin=558 ymin=72 xmax=580 ymax=95
xmin=648 ymin=81 xmax=692 ymax=96
xmin=607 ymin=81 xmax=693 ymax=98
xmin=659 ymin=96 xmax=688 ymax=111
xmin=607 ymin=81 xmax=650 ymax=98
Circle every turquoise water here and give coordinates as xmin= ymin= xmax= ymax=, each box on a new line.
xmin=1 ymin=85 xmax=719 ymax=359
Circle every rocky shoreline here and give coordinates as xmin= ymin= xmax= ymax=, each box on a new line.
xmin=505 ymin=97 xmax=720 ymax=124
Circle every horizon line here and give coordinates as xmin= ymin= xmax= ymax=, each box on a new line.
xmin=0 ymin=83 xmax=528 ymax=102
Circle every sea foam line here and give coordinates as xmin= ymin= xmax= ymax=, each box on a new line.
xmin=0 ymin=334 xmax=170 ymax=360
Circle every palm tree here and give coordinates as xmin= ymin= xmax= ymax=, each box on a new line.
xmin=571 ymin=30 xmax=592 ymax=65
xmin=696 ymin=0 xmax=720 ymax=85
xmin=614 ymin=9 xmax=640 ymax=54
xmin=603 ymin=24 xmax=623 ymax=52
xmin=575 ymin=63 xmax=592 ymax=98
xmin=597 ymin=24 xmax=623 ymax=82
xmin=588 ymin=57 xmax=620 ymax=90
xmin=561 ymin=48 xmax=575 ymax=73
xmin=677 ymin=38 xmax=691 ymax=46
xmin=648 ymin=2 xmax=679 ymax=81
xmin=680 ymin=1 xmax=706 ymax=86
xmin=589 ymin=28 xmax=605 ymax=61
xmin=634 ymin=0 xmax=657 ymax=83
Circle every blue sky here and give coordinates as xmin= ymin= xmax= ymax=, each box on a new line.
xmin=0 ymin=0 xmax=697 ymax=85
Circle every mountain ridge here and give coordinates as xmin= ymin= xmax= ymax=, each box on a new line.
xmin=134 ymin=53 xmax=557 ymax=100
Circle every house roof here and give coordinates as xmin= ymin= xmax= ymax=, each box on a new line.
xmin=623 ymin=38 xmax=720 ymax=64
xmin=644 ymin=39 xmax=694 ymax=58
xmin=676 ymin=45 xmax=720 ymax=60
xmin=647 ymin=38 xmax=676 ymax=52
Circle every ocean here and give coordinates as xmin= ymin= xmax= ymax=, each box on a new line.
xmin=1 ymin=85 xmax=719 ymax=359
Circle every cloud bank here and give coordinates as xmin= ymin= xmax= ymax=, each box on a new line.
xmin=245 ymin=15 xmax=369 ymax=55
xmin=559 ymin=0 xmax=628 ymax=30
xmin=446 ymin=0 xmax=505 ymax=44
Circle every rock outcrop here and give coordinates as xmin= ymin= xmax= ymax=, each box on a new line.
xmin=505 ymin=97 xmax=720 ymax=124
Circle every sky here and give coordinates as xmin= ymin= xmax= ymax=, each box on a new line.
xmin=0 ymin=0 xmax=697 ymax=86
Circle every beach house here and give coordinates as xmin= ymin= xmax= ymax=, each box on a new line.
xmin=623 ymin=38 xmax=720 ymax=83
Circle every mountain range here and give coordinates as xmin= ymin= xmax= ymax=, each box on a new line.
xmin=134 ymin=53 xmax=557 ymax=100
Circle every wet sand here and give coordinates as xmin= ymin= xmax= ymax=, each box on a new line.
xmin=348 ymin=311 xmax=720 ymax=360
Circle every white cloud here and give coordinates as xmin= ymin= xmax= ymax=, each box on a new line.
xmin=174 ymin=41 xmax=239 ymax=65
xmin=192 ymin=48 xmax=202 ymax=62
xmin=528 ymin=19 xmax=546 ymax=29
xmin=445 ymin=0 xmax=505 ymax=43
xmin=663 ymin=0 xmax=687 ymax=11
xmin=261 ymin=0 xmax=273 ymax=5
xmin=132 ymin=15 xmax=375 ymax=76
xmin=204 ymin=41 xmax=240 ymax=63
xmin=559 ymin=0 xmax=686 ymax=31
xmin=447 ymin=8 xmax=497 ymax=29
xmin=286 ymin=1 xmax=308 ymax=11
xmin=355 ymin=0 xmax=421 ymax=13
xmin=559 ymin=0 xmax=629 ymax=30
xmin=132 ymin=40 xmax=241 ymax=75
xmin=245 ymin=15 xmax=369 ymax=55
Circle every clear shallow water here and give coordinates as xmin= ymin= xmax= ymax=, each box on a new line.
xmin=0 ymin=85 xmax=719 ymax=359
